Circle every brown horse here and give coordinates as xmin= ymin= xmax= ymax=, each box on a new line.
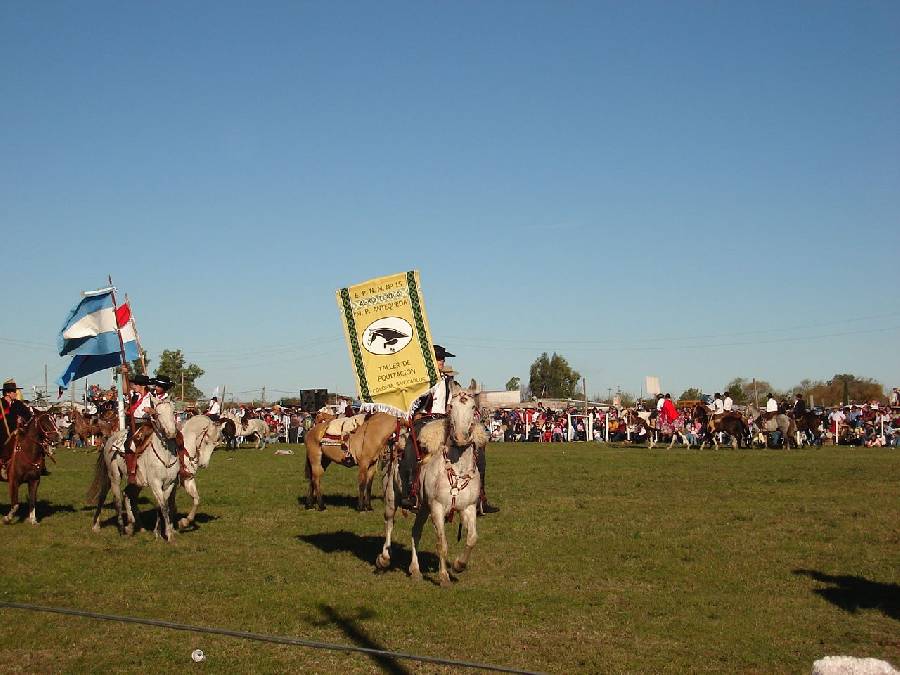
xmin=71 ymin=407 xmax=117 ymax=445
xmin=304 ymin=412 xmax=407 ymax=511
xmin=2 ymin=413 xmax=60 ymax=525
xmin=706 ymin=412 xmax=750 ymax=449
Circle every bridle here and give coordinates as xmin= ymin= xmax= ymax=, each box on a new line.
xmin=446 ymin=391 xmax=477 ymax=446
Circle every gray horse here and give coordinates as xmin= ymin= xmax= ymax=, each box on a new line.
xmin=86 ymin=398 xmax=181 ymax=540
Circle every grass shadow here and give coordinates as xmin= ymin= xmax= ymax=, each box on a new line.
xmin=297 ymin=530 xmax=440 ymax=572
xmin=296 ymin=494 xmax=376 ymax=510
xmin=313 ymin=604 xmax=411 ymax=674
xmin=2 ymin=500 xmax=77 ymax=523
xmin=794 ymin=569 xmax=900 ymax=621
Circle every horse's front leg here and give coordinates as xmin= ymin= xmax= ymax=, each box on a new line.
xmin=3 ymin=479 xmax=19 ymax=524
xmin=408 ymin=508 xmax=429 ymax=581
xmin=123 ymin=484 xmax=140 ymax=535
xmin=27 ymin=478 xmax=39 ymax=525
xmin=178 ymin=477 xmax=199 ymax=529
xmin=150 ymin=483 xmax=175 ymax=542
xmin=452 ymin=504 xmax=478 ymax=574
xmin=376 ymin=461 xmax=398 ymax=570
xmin=430 ymin=504 xmax=451 ymax=587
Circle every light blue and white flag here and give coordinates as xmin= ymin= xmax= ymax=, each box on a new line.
xmin=57 ymin=341 xmax=141 ymax=391
xmin=58 ymin=287 xmax=123 ymax=357
xmin=56 ymin=287 xmax=139 ymax=393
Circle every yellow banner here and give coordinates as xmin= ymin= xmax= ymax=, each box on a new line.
xmin=336 ymin=271 xmax=438 ymax=417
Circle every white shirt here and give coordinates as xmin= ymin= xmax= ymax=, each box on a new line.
xmin=207 ymin=400 xmax=221 ymax=416
xmin=656 ymin=398 xmax=665 ymax=411
xmin=422 ymin=376 xmax=452 ymax=415
xmin=130 ymin=392 xmax=152 ymax=420
xmin=723 ymin=396 xmax=733 ymax=411
xmin=713 ymin=398 xmax=725 ymax=414
xmin=766 ymin=398 xmax=778 ymax=413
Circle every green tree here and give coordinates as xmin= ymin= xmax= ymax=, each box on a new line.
xmin=155 ymin=349 xmax=205 ymax=401
xmin=722 ymin=377 xmax=776 ymax=407
xmin=678 ymin=387 xmax=703 ymax=402
xmin=808 ymin=374 xmax=884 ymax=407
xmin=528 ymin=352 xmax=581 ymax=399
xmin=505 ymin=377 xmax=521 ymax=392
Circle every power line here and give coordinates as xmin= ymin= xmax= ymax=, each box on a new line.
xmin=444 ymin=309 xmax=900 ymax=347
xmin=0 ymin=601 xmax=543 ymax=674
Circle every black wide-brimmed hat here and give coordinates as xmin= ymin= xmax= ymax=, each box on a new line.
xmin=3 ymin=380 xmax=22 ymax=393
xmin=433 ymin=344 xmax=456 ymax=360
xmin=150 ymin=375 xmax=174 ymax=390
xmin=131 ymin=374 xmax=151 ymax=386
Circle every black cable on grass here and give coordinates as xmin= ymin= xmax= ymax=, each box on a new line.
xmin=0 ymin=601 xmax=544 ymax=675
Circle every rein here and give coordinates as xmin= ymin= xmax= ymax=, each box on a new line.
xmin=442 ymin=443 xmax=477 ymax=517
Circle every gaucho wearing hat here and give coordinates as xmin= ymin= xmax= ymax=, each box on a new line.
xmin=2 ymin=379 xmax=34 ymax=479
xmin=123 ymin=374 xmax=154 ymax=484
xmin=397 ymin=345 xmax=499 ymax=515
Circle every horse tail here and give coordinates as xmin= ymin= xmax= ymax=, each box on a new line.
xmin=85 ymin=450 xmax=109 ymax=506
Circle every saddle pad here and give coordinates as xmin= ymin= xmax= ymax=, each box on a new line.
xmin=324 ymin=414 xmax=366 ymax=438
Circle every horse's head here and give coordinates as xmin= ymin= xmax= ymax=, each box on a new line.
xmin=198 ymin=422 xmax=222 ymax=468
xmin=152 ymin=398 xmax=178 ymax=438
xmin=447 ymin=380 xmax=480 ymax=447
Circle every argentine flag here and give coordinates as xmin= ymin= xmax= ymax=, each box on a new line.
xmin=57 ymin=287 xmax=139 ymax=391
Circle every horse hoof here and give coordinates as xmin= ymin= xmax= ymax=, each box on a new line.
xmin=452 ymin=560 xmax=467 ymax=573
xmin=2 ymin=517 xmax=10 ymax=525
xmin=92 ymin=523 xmax=101 ymax=533
xmin=317 ymin=505 xmax=326 ymax=512
xmin=410 ymin=569 xmax=423 ymax=581
xmin=178 ymin=518 xmax=190 ymax=529
xmin=375 ymin=554 xmax=391 ymax=570
xmin=439 ymin=575 xmax=452 ymax=588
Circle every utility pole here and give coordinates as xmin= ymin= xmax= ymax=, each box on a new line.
xmin=583 ymin=377 xmax=588 ymax=416
xmin=753 ymin=378 xmax=758 ymax=407
xmin=607 ymin=387 xmax=612 ymax=404
xmin=181 ymin=372 xmax=185 ymax=401
xmin=44 ymin=364 xmax=48 ymax=398
xmin=261 ymin=386 xmax=266 ymax=404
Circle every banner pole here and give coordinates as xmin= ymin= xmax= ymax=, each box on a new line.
xmin=108 ymin=276 xmax=134 ymax=435
xmin=124 ymin=294 xmax=147 ymax=375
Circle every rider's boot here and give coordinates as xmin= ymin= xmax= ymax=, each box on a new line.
xmin=398 ymin=466 xmax=419 ymax=512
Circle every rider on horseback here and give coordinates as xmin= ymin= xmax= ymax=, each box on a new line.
xmin=124 ymin=374 xmax=154 ymax=485
xmin=1 ymin=379 xmax=33 ymax=481
xmin=398 ymin=346 xmax=499 ymax=515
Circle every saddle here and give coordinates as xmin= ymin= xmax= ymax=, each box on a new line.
xmin=321 ymin=413 xmax=369 ymax=467
xmin=129 ymin=423 xmax=156 ymax=457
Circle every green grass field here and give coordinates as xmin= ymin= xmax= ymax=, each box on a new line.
xmin=0 ymin=442 xmax=897 ymax=673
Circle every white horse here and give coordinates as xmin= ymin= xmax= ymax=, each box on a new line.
xmin=222 ymin=412 xmax=270 ymax=449
xmin=176 ymin=414 xmax=223 ymax=529
xmin=377 ymin=381 xmax=486 ymax=586
xmin=86 ymin=398 xmax=181 ymax=540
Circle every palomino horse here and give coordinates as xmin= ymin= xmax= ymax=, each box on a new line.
xmin=377 ymin=381 xmax=486 ymax=586
xmin=2 ymin=413 xmax=60 ymax=525
xmin=305 ymin=412 xmax=407 ymax=511
xmin=86 ymin=398 xmax=181 ymax=539
xmin=175 ymin=414 xmax=224 ymax=530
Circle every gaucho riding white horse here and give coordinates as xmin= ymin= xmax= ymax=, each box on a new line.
xmin=86 ymin=398 xmax=181 ymax=539
xmin=222 ymin=411 xmax=270 ymax=449
xmin=377 ymin=381 xmax=486 ymax=586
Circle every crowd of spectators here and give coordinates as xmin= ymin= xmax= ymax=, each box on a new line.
xmin=484 ymin=393 xmax=900 ymax=448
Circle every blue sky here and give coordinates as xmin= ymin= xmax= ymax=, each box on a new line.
xmin=3 ymin=1 xmax=898 ymax=402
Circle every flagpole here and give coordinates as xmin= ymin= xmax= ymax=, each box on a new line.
xmin=108 ymin=275 xmax=133 ymax=434
xmin=124 ymin=293 xmax=148 ymax=375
